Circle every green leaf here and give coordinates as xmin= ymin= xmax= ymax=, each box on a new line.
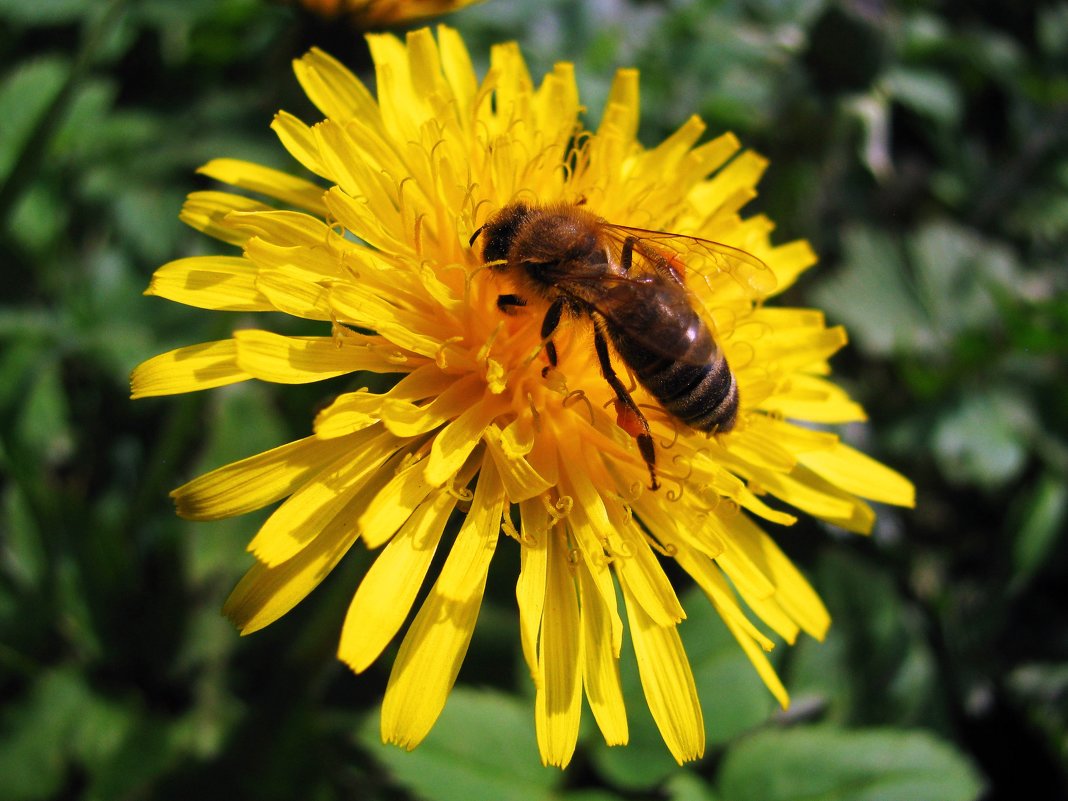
xmin=184 ymin=383 xmax=290 ymax=582
xmin=810 ymin=226 xmax=932 ymax=357
xmin=883 ymin=68 xmax=962 ymax=126
xmin=359 ymin=687 xmax=559 ymax=801
xmin=907 ymin=222 xmax=1017 ymax=337
xmin=1009 ymin=474 xmax=1068 ymax=592
xmin=0 ymin=57 xmax=67 ymax=182
xmin=560 ymin=792 xmax=629 ymax=801
xmin=787 ymin=551 xmax=940 ymax=728
xmin=0 ymin=0 xmax=92 ymax=24
xmin=1 ymin=481 xmax=45 ymax=588
xmin=932 ymin=391 xmax=1030 ymax=489
xmin=666 ymin=771 xmax=722 ymax=801
xmin=0 ymin=669 xmax=94 ymax=801
xmin=15 ymin=357 xmax=73 ymax=465
xmin=717 ymin=727 xmax=984 ymax=801
xmin=680 ymin=587 xmax=778 ymax=745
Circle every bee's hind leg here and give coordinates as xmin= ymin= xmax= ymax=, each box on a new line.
xmin=592 ymin=321 xmax=659 ymax=491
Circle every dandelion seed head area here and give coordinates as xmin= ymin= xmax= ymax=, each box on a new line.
xmin=131 ymin=26 xmax=915 ymax=767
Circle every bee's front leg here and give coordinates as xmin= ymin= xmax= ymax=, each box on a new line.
xmin=539 ymin=297 xmax=565 ymax=368
xmin=496 ymin=293 xmax=527 ymax=314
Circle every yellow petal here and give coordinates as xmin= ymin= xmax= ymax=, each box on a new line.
xmin=758 ymin=373 xmax=868 ymax=424
xmin=270 ymin=111 xmax=328 ymax=178
xmin=799 ymin=443 xmax=915 ymax=507
xmin=745 ymin=463 xmax=870 ymax=532
xmin=577 ymin=560 xmax=628 ymax=747
xmin=246 ymin=430 xmax=398 ymax=565
xmin=293 ymin=47 xmax=381 ymax=125
xmin=314 ymin=390 xmax=384 ymax=438
xmin=197 ymin=158 xmax=328 ymax=215
xmin=358 ymin=458 xmax=437 ymax=550
xmin=179 ymin=191 xmax=271 ymax=246
xmin=233 ymin=329 xmax=404 ymax=383
xmin=484 ymin=424 xmax=553 ymax=502
xmin=604 ymin=502 xmax=685 ymax=627
xmin=171 ymin=432 xmax=370 ymax=520
xmin=558 ymin=454 xmax=623 ymax=654
xmin=330 ymin=281 xmax=445 ymax=359
xmin=622 ymin=580 xmax=705 ymax=765
xmin=424 ymin=394 xmax=506 ymax=486
xmin=535 ymin=527 xmax=583 ymax=768
xmin=677 ymin=546 xmax=789 ymax=709
xmin=598 ymin=68 xmax=639 ymax=143
xmin=381 ymin=373 xmax=482 ymax=437
xmin=338 ymin=487 xmax=457 ymax=673
xmin=724 ymin=512 xmax=830 ymax=642
xmin=438 ymin=25 xmax=477 ymax=119
xmin=381 ymin=459 xmax=504 ymax=750
xmin=765 ymin=239 xmax=819 ymax=294
xmin=516 ymin=498 xmax=549 ymax=683
xmin=229 ymin=209 xmax=346 ymax=254
xmin=223 ymin=488 xmax=367 ymax=634
xmin=146 ymin=256 xmax=274 ymax=312
xmin=130 ymin=339 xmax=249 ymax=398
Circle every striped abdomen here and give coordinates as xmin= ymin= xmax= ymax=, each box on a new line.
xmin=607 ymin=321 xmax=738 ymax=434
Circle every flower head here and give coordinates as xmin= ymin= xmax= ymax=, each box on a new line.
xmin=133 ymin=26 xmax=914 ymax=767
xmin=298 ymin=0 xmax=483 ymax=25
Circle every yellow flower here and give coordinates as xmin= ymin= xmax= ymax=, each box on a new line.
xmin=132 ymin=26 xmax=914 ymax=767
xmin=298 ymin=0 xmax=483 ymax=25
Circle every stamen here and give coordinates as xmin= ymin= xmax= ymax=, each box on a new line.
xmin=412 ymin=212 xmax=425 ymax=259
xmin=611 ymin=536 xmax=634 ymax=559
xmin=727 ymin=341 xmax=757 ymax=372
xmin=435 ymin=335 xmax=465 ymax=369
xmin=542 ymin=493 xmax=572 ymax=526
xmin=593 ymin=549 xmax=615 ymax=567
xmin=562 ymin=389 xmax=595 ymax=425
xmin=660 ymin=473 xmax=686 ymax=502
xmin=476 ymin=320 xmax=505 ymax=364
xmin=660 ymin=424 xmax=680 ymax=450
xmin=526 ymin=393 xmax=542 ymax=433
xmin=644 ymin=534 xmax=678 ymax=557
xmin=671 ymin=452 xmax=694 ymax=482
xmin=729 ymin=319 xmax=774 ymax=341
xmin=500 ymin=515 xmax=523 ymax=542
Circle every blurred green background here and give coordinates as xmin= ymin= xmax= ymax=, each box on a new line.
xmin=1 ymin=0 xmax=1066 ymax=799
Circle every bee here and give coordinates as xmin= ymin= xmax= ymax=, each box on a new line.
xmin=470 ymin=200 xmax=773 ymax=490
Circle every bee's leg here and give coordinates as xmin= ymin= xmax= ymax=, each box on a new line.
xmin=592 ymin=323 xmax=659 ymax=491
xmin=620 ymin=236 xmax=636 ymax=273
xmin=620 ymin=235 xmax=685 ymax=284
xmin=539 ymin=297 xmax=566 ymax=368
xmin=496 ymin=293 xmax=526 ymax=314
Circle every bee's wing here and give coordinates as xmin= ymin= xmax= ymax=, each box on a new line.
xmin=599 ymin=222 xmax=776 ymax=298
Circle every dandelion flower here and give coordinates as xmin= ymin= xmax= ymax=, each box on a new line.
xmin=298 ymin=0 xmax=483 ymax=25
xmin=132 ymin=26 xmax=915 ymax=767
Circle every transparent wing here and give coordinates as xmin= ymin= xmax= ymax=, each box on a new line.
xmin=600 ymin=222 xmax=776 ymax=298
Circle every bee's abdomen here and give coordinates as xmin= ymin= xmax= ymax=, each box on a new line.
xmin=613 ymin=334 xmax=738 ymax=433
xmin=643 ymin=355 xmax=738 ymax=433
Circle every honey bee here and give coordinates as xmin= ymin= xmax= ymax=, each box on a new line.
xmin=470 ymin=200 xmax=773 ymax=490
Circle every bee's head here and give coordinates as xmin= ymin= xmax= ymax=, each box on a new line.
xmin=473 ymin=202 xmax=530 ymax=267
